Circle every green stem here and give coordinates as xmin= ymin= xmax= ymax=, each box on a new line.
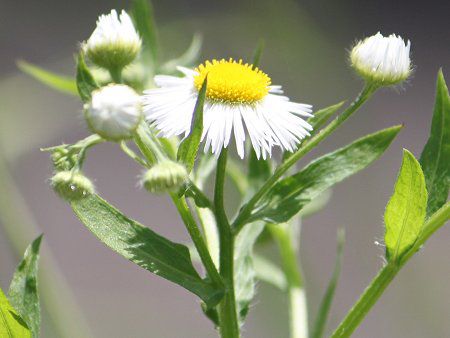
xmin=215 ymin=149 xmax=240 ymax=338
xmin=171 ymin=195 xmax=222 ymax=286
xmin=331 ymin=202 xmax=450 ymax=338
xmin=233 ymin=83 xmax=378 ymax=233
xmin=109 ymin=67 xmax=123 ymax=83
xmin=269 ymin=223 xmax=307 ymax=338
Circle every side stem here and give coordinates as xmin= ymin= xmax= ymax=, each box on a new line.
xmin=215 ymin=149 xmax=240 ymax=338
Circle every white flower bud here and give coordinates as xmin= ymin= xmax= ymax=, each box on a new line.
xmin=350 ymin=32 xmax=412 ymax=85
xmin=142 ymin=161 xmax=188 ymax=194
xmin=85 ymin=84 xmax=142 ymax=141
xmin=51 ymin=171 xmax=94 ymax=201
xmin=84 ymin=10 xmax=141 ymax=70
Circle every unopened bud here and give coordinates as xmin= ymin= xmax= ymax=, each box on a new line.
xmin=142 ymin=161 xmax=188 ymax=193
xmin=51 ymin=171 xmax=94 ymax=201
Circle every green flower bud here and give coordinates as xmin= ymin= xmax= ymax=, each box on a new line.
xmin=142 ymin=161 xmax=188 ymax=194
xmin=51 ymin=171 xmax=94 ymax=201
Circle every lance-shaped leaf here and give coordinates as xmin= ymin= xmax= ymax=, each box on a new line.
xmin=76 ymin=52 xmax=99 ymax=102
xmin=8 ymin=236 xmax=42 ymax=338
xmin=250 ymin=125 xmax=402 ymax=223
xmin=132 ymin=0 xmax=158 ymax=68
xmin=0 ymin=288 xmax=30 ymax=338
xmin=420 ymin=70 xmax=450 ymax=216
xmin=159 ymin=34 xmax=203 ymax=73
xmin=384 ymin=149 xmax=427 ymax=261
xmin=309 ymin=101 xmax=346 ymax=131
xmin=71 ymin=194 xmax=223 ymax=307
xmin=177 ymin=78 xmax=207 ymax=172
xmin=17 ymin=61 xmax=77 ymax=96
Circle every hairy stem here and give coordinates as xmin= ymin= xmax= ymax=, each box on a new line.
xmin=215 ymin=149 xmax=240 ymax=338
xmin=233 ymin=83 xmax=378 ymax=232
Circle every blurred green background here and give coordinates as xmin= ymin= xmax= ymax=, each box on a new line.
xmin=0 ymin=0 xmax=449 ymax=337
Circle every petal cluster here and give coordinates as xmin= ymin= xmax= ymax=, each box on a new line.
xmin=142 ymin=65 xmax=313 ymax=159
xmin=350 ymin=32 xmax=411 ymax=85
xmin=85 ymin=84 xmax=142 ymax=141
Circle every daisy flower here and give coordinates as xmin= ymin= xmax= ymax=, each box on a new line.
xmin=350 ymin=32 xmax=412 ymax=85
xmin=142 ymin=59 xmax=313 ymax=159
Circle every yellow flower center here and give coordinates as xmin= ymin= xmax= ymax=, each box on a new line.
xmin=194 ymin=59 xmax=271 ymax=104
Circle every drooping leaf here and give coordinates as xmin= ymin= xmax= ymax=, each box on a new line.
xmin=311 ymin=229 xmax=345 ymax=338
xmin=253 ymin=254 xmax=287 ymax=290
xmin=17 ymin=60 xmax=78 ymax=96
xmin=177 ymin=78 xmax=207 ymax=172
xmin=384 ymin=149 xmax=427 ymax=261
xmin=309 ymin=101 xmax=346 ymax=132
xmin=131 ymin=0 xmax=158 ymax=68
xmin=419 ymin=70 xmax=450 ymax=216
xmin=8 ymin=236 xmax=42 ymax=338
xmin=250 ymin=125 xmax=402 ymax=223
xmin=76 ymin=52 xmax=99 ymax=102
xmin=70 ymin=194 xmax=223 ymax=307
xmin=0 ymin=288 xmax=31 ymax=338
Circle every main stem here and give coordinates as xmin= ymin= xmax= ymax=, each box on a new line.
xmin=215 ymin=149 xmax=240 ymax=338
xmin=233 ymin=83 xmax=378 ymax=232
xmin=331 ymin=202 xmax=450 ymax=338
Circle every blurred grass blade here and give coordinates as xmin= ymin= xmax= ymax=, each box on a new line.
xmin=309 ymin=101 xmax=346 ymax=132
xmin=251 ymin=39 xmax=265 ymax=69
xmin=132 ymin=0 xmax=158 ymax=68
xmin=253 ymin=254 xmax=287 ymax=290
xmin=419 ymin=69 xmax=450 ymax=216
xmin=71 ymin=194 xmax=223 ymax=307
xmin=177 ymin=78 xmax=207 ymax=172
xmin=0 ymin=288 xmax=31 ymax=338
xmin=384 ymin=149 xmax=427 ymax=261
xmin=76 ymin=53 xmax=99 ymax=102
xmin=251 ymin=125 xmax=402 ymax=223
xmin=160 ymin=34 xmax=203 ymax=73
xmin=17 ymin=60 xmax=77 ymax=96
xmin=8 ymin=235 xmax=42 ymax=338
xmin=311 ymin=230 xmax=345 ymax=338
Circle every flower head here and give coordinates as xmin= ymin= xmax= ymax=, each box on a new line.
xmin=51 ymin=171 xmax=94 ymax=201
xmin=350 ymin=32 xmax=411 ymax=85
xmin=84 ymin=10 xmax=141 ymax=70
xmin=142 ymin=161 xmax=188 ymax=193
xmin=143 ymin=59 xmax=313 ymax=159
xmin=85 ymin=84 xmax=142 ymax=141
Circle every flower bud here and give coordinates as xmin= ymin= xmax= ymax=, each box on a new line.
xmin=350 ymin=32 xmax=411 ymax=86
xmin=142 ymin=161 xmax=188 ymax=193
xmin=84 ymin=10 xmax=141 ymax=70
xmin=51 ymin=171 xmax=94 ymax=201
xmin=85 ymin=84 xmax=142 ymax=141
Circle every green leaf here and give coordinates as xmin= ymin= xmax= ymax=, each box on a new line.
xmin=419 ymin=70 xmax=450 ymax=216
xmin=0 ymin=288 xmax=31 ymax=338
xmin=309 ymin=101 xmax=346 ymax=132
xmin=177 ymin=78 xmax=207 ymax=172
xmin=311 ymin=229 xmax=345 ymax=338
xmin=253 ymin=254 xmax=287 ymax=290
xmin=248 ymin=148 xmax=271 ymax=193
xmin=159 ymin=34 xmax=203 ymax=73
xmin=17 ymin=60 xmax=77 ymax=96
xmin=251 ymin=125 xmax=402 ymax=223
xmin=8 ymin=236 xmax=42 ymax=338
xmin=384 ymin=149 xmax=428 ymax=261
xmin=251 ymin=39 xmax=265 ymax=69
xmin=76 ymin=53 xmax=99 ymax=102
xmin=70 ymin=194 xmax=223 ymax=307
xmin=131 ymin=0 xmax=158 ymax=68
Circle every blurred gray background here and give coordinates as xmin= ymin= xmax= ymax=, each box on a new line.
xmin=0 ymin=0 xmax=449 ymax=337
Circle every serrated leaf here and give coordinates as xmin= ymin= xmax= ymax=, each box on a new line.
xmin=70 ymin=194 xmax=223 ymax=307
xmin=76 ymin=53 xmax=99 ymax=102
xmin=131 ymin=0 xmax=158 ymax=68
xmin=309 ymin=101 xmax=346 ymax=132
xmin=177 ymin=78 xmax=207 ymax=172
xmin=0 ymin=288 xmax=31 ymax=338
xmin=311 ymin=230 xmax=345 ymax=338
xmin=17 ymin=61 xmax=78 ymax=96
xmin=384 ymin=149 xmax=427 ymax=261
xmin=8 ymin=236 xmax=42 ymax=338
xmin=251 ymin=125 xmax=402 ymax=223
xmin=419 ymin=70 xmax=450 ymax=216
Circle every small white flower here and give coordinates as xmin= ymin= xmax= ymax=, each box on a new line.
xmin=84 ymin=10 xmax=141 ymax=70
xmin=142 ymin=59 xmax=313 ymax=159
xmin=85 ymin=84 xmax=142 ymax=141
xmin=350 ymin=32 xmax=411 ymax=85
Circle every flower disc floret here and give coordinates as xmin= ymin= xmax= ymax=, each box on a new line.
xmin=194 ymin=59 xmax=271 ymax=104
